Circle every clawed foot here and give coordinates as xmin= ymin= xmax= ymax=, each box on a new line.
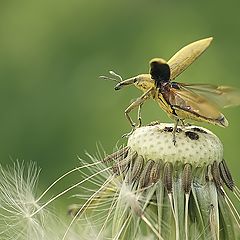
xmin=147 ymin=121 xmax=159 ymax=126
xmin=122 ymin=129 xmax=135 ymax=138
xmin=122 ymin=123 xmax=137 ymax=138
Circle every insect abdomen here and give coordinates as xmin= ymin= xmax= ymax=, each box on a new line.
xmin=216 ymin=115 xmax=228 ymax=127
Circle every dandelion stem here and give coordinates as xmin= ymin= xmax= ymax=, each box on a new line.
xmin=113 ymin=213 xmax=131 ymax=240
xmin=96 ymin=189 xmax=119 ymax=239
xmin=168 ymin=193 xmax=179 ymax=240
xmin=184 ymin=193 xmax=190 ymax=240
xmin=223 ymin=188 xmax=240 ymax=229
xmin=233 ymin=186 xmax=240 ymax=202
xmin=141 ymin=214 xmax=164 ymax=240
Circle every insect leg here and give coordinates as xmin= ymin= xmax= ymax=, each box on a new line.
xmin=124 ymin=88 xmax=153 ymax=128
xmin=137 ymin=103 xmax=143 ymax=127
xmin=172 ymin=119 xmax=180 ymax=145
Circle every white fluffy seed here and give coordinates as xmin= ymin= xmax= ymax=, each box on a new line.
xmin=127 ymin=123 xmax=223 ymax=167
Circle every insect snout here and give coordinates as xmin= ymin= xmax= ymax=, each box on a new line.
xmin=114 ymin=77 xmax=137 ymax=91
xmin=114 ymin=83 xmax=122 ymax=91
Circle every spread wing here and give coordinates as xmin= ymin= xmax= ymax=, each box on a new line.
xmin=180 ymin=83 xmax=240 ymax=108
xmin=168 ymin=37 xmax=213 ymax=80
xmin=168 ymin=84 xmax=226 ymax=121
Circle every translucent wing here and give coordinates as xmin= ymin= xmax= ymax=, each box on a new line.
xmin=180 ymin=83 xmax=240 ymax=108
xmin=168 ymin=37 xmax=213 ymax=80
xmin=168 ymin=84 xmax=225 ymax=122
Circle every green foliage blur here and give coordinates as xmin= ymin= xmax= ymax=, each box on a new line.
xmin=0 ymin=0 xmax=240 ymax=205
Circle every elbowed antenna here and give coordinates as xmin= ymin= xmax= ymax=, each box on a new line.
xmin=114 ymin=77 xmax=136 ymax=90
xmin=99 ymin=70 xmax=136 ymax=90
xmin=99 ymin=70 xmax=123 ymax=83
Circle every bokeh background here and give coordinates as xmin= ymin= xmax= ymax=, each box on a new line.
xmin=0 ymin=0 xmax=240 ymax=208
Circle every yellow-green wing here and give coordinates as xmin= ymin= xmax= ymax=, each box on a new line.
xmin=168 ymin=37 xmax=213 ymax=80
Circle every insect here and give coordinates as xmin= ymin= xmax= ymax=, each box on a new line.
xmin=101 ymin=37 xmax=240 ymax=144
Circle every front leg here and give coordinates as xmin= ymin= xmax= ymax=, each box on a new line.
xmin=137 ymin=103 xmax=143 ymax=127
xmin=124 ymin=88 xmax=153 ymax=128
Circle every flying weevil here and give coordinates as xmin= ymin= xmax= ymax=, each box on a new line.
xmin=100 ymin=37 xmax=240 ymax=144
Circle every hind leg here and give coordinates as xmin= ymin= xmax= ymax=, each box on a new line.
xmin=172 ymin=119 xmax=180 ymax=145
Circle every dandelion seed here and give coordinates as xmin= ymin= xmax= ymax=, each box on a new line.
xmin=0 ymin=162 xmax=48 ymax=240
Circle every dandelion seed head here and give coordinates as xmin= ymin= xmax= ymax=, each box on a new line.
xmin=62 ymin=123 xmax=240 ymax=240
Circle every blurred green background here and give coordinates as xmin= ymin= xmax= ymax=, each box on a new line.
xmin=0 ymin=0 xmax=240 ymax=207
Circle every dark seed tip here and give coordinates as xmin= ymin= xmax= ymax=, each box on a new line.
xmin=192 ymin=127 xmax=207 ymax=134
xmin=164 ymin=127 xmax=173 ymax=132
xmin=185 ymin=131 xmax=199 ymax=140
